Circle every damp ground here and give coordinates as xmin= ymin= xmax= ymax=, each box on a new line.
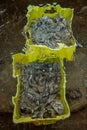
xmin=0 ymin=0 xmax=87 ymax=129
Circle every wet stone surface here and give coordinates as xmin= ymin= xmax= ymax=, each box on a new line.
xmin=0 ymin=0 xmax=87 ymax=129
xmin=31 ymin=14 xmax=73 ymax=48
xmin=19 ymin=62 xmax=64 ymax=118
xmin=66 ymin=88 xmax=82 ymax=100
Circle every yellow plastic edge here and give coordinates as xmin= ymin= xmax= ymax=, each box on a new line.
xmin=23 ymin=41 xmax=76 ymax=61
xmin=23 ymin=4 xmax=76 ymax=60
xmin=24 ymin=4 xmax=74 ymax=33
xmin=12 ymin=51 xmax=70 ymax=125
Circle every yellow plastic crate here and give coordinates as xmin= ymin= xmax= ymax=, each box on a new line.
xmin=12 ymin=47 xmax=70 ymax=125
xmin=23 ymin=3 xmax=76 ymax=61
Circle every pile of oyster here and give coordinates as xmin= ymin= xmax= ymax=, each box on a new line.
xmin=19 ymin=62 xmax=64 ymax=118
xmin=31 ymin=14 xmax=73 ymax=48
